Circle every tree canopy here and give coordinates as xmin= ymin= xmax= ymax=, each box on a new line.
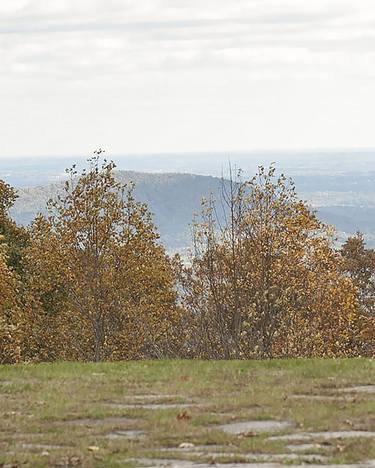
xmin=0 ymin=160 xmax=373 ymax=363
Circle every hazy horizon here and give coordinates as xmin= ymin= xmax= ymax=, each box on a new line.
xmin=2 ymin=146 xmax=375 ymax=161
xmin=2 ymin=148 xmax=375 ymax=191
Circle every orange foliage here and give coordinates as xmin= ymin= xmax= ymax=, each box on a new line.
xmin=177 ymin=166 xmax=372 ymax=358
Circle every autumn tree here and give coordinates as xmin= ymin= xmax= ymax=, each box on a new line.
xmin=340 ymin=233 xmax=375 ymax=317
xmin=340 ymin=233 xmax=375 ymax=354
xmin=0 ymin=180 xmax=29 ymax=275
xmin=178 ymin=166 xmax=368 ymax=359
xmin=0 ymin=245 xmax=21 ymax=364
xmin=0 ymin=180 xmax=26 ymax=363
xmin=24 ymin=154 xmax=180 ymax=362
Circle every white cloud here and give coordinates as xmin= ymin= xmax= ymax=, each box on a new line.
xmin=1 ymin=0 xmax=375 ymax=157
xmin=0 ymin=0 xmax=372 ymax=78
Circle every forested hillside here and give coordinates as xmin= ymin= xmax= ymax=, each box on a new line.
xmin=11 ymin=171 xmax=226 ymax=250
xmin=10 ymin=169 xmax=375 ymax=250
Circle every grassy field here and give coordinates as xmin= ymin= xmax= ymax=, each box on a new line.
xmin=0 ymin=359 xmax=374 ymax=467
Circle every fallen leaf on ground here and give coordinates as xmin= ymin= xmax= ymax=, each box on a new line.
xmin=88 ymin=446 xmax=100 ymax=452
xmin=177 ymin=410 xmax=191 ymax=421
xmin=239 ymin=431 xmax=257 ymax=437
xmin=179 ymin=442 xmax=195 ymax=448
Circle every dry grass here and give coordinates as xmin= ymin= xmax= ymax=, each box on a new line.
xmin=0 ymin=359 xmax=374 ymax=467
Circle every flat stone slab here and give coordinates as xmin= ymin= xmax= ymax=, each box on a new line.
xmin=270 ymin=431 xmax=375 ymax=441
xmin=291 ymin=394 xmax=354 ymax=402
xmin=247 ymin=453 xmax=327 ymax=463
xmin=286 ymin=443 xmax=332 ymax=452
xmin=126 ymin=395 xmax=182 ymax=400
xmin=107 ymin=403 xmax=198 ymax=410
xmin=0 ymin=380 xmax=13 ymax=385
xmin=20 ymin=443 xmax=66 ymax=450
xmin=157 ymin=445 xmax=227 ymax=453
xmin=152 ymin=451 xmax=326 ymax=463
xmin=106 ymin=430 xmax=146 ymax=440
xmin=57 ymin=416 xmax=134 ymax=426
xmin=340 ymin=386 xmax=375 ymax=394
xmin=217 ymin=420 xmax=293 ymax=434
xmin=133 ymin=458 xmax=375 ymax=468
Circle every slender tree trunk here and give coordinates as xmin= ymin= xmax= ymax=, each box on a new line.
xmin=93 ymin=315 xmax=104 ymax=362
xmin=94 ymin=337 xmax=101 ymax=362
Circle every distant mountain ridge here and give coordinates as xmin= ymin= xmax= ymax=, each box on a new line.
xmin=3 ymin=149 xmax=375 ymax=188
xmin=11 ymin=171 xmax=226 ymax=251
xmin=10 ymin=169 xmax=375 ymax=250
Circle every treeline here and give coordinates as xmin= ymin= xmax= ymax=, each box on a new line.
xmin=0 ymin=156 xmax=374 ymax=363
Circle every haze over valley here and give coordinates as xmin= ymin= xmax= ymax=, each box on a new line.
xmin=5 ymin=150 xmax=375 ymax=250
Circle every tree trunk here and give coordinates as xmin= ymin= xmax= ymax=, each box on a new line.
xmin=93 ymin=316 xmax=104 ymax=362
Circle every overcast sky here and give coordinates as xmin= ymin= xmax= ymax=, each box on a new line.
xmin=1 ymin=0 xmax=375 ymax=159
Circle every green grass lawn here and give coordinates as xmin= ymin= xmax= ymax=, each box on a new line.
xmin=0 ymin=359 xmax=374 ymax=467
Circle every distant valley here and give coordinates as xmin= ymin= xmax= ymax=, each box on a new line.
xmin=9 ymin=166 xmax=375 ymax=251
xmin=11 ymin=171 xmax=224 ymax=252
